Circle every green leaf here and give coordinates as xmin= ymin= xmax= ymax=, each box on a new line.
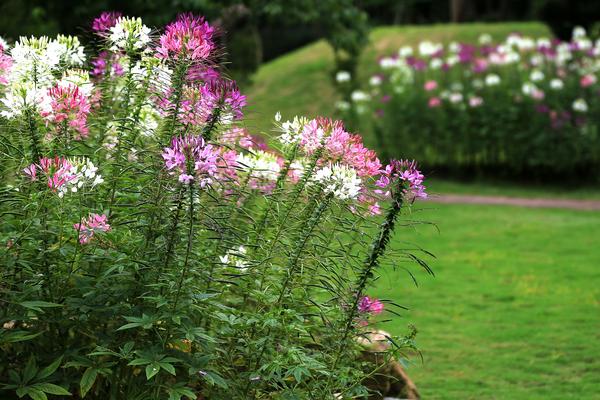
xmin=202 ymin=371 xmax=228 ymax=389
xmin=19 ymin=301 xmax=62 ymax=313
xmin=128 ymin=358 xmax=150 ymax=366
xmin=80 ymin=368 xmax=98 ymax=398
xmin=23 ymin=357 xmax=38 ymax=384
xmin=145 ymin=363 xmax=160 ymax=380
xmin=1 ymin=330 xmax=43 ymax=344
xmin=34 ymin=383 xmax=71 ymax=396
xmin=159 ymin=362 xmax=176 ymax=376
xmin=36 ymin=357 xmax=63 ymax=380
xmin=25 ymin=388 xmax=48 ymax=400
xmin=167 ymin=386 xmax=197 ymax=400
xmin=115 ymin=322 xmax=142 ymax=331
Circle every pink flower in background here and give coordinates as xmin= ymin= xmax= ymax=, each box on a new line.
xmin=428 ymin=97 xmax=441 ymax=108
xmin=41 ymin=84 xmax=91 ymax=139
xmin=74 ymin=213 xmax=111 ymax=244
xmin=580 ymin=74 xmax=597 ymax=88
xmin=469 ymin=96 xmax=484 ymax=107
xmin=532 ymin=89 xmax=545 ymax=101
xmin=358 ymin=296 xmax=384 ymax=315
xmin=424 ymin=80 xmax=438 ymax=91
xmin=92 ymin=11 xmax=122 ymax=34
xmin=156 ymin=13 xmax=215 ymax=61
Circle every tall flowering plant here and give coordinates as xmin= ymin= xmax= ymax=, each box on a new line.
xmin=341 ymin=27 xmax=600 ymax=180
xmin=0 ymin=13 xmax=431 ymax=400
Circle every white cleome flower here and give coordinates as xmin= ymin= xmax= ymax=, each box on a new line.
xmin=335 ymin=70 xmax=351 ymax=83
xmin=312 ymin=163 xmax=362 ymax=201
xmin=572 ymin=98 xmax=588 ymax=113
xmin=485 ymin=74 xmax=501 ymax=86
xmin=109 ymin=17 xmax=151 ymax=52
xmin=277 ymin=115 xmax=308 ymax=145
xmin=236 ymin=150 xmax=281 ymax=181
xmin=530 ymin=70 xmax=545 ymax=82
xmin=550 ymin=79 xmax=564 ymax=90
xmin=351 ymin=90 xmax=371 ymax=102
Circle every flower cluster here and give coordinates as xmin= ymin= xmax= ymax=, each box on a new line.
xmin=376 ymin=159 xmax=427 ymax=201
xmin=313 ymin=163 xmax=362 ymax=200
xmin=342 ymin=26 xmax=600 ymax=177
xmin=40 ymin=84 xmax=91 ymax=139
xmin=92 ymin=11 xmax=123 ymax=34
xmin=162 ymin=134 xmax=219 ymax=186
xmin=358 ymin=296 xmax=384 ymax=315
xmin=108 ymin=17 xmax=151 ymax=52
xmin=156 ymin=14 xmax=215 ymax=61
xmin=73 ymin=213 xmax=111 ymax=244
xmin=23 ymin=157 xmax=103 ymax=197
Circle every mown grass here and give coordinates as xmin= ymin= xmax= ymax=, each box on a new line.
xmin=425 ymin=178 xmax=600 ymax=200
xmin=374 ymin=203 xmax=600 ymax=399
xmin=243 ymin=22 xmax=551 ymax=135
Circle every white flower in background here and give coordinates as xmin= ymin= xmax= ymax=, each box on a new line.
xmin=478 ymin=33 xmax=493 ymax=45
xmin=469 ymin=96 xmax=483 ymax=107
xmin=220 ymin=246 xmax=248 ymax=270
xmin=109 ymin=17 xmax=151 ymax=52
xmin=536 ymin=38 xmax=551 ymax=48
xmin=398 ymin=45 xmax=413 ymax=58
xmin=530 ymin=54 xmax=543 ymax=66
xmin=335 ymin=100 xmax=351 ymax=111
xmin=138 ymin=104 xmax=160 ymax=137
xmin=389 ymin=62 xmax=413 ymax=85
xmin=274 ymin=111 xmax=281 ymax=122
xmin=335 ymin=70 xmax=351 ymax=83
xmin=430 ymin=58 xmax=443 ymax=70
xmin=575 ymin=38 xmax=592 ymax=51
xmin=550 ymin=78 xmax=564 ymax=90
xmin=0 ymin=36 xmax=8 ymax=50
xmin=379 ymin=56 xmax=400 ymax=69
xmin=236 ymin=151 xmax=280 ymax=181
xmin=419 ymin=41 xmax=443 ymax=57
xmin=572 ymin=26 xmax=586 ymax=40
xmin=312 ymin=163 xmax=362 ymax=201
xmin=521 ymin=82 xmax=537 ymax=96
xmin=351 ymin=90 xmax=371 ymax=102
xmin=278 ymin=115 xmax=308 ymax=145
xmin=446 ymin=54 xmax=459 ymax=67
xmin=59 ymin=158 xmax=103 ymax=197
xmin=530 ymin=70 xmax=545 ymax=82
xmin=572 ymin=98 xmax=588 ymax=112
xmin=485 ymin=74 xmax=501 ymax=86
xmin=369 ymin=75 xmax=382 ymax=86
xmin=8 ymin=36 xmax=56 ymax=87
xmin=449 ymin=92 xmax=463 ymax=103
xmin=448 ymin=41 xmax=460 ymax=53
xmin=439 ymin=90 xmax=450 ymax=99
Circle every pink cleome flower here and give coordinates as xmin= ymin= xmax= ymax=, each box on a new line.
xmin=580 ymin=74 xmax=597 ymax=88
xmin=156 ymin=13 xmax=215 ymax=61
xmin=74 ymin=213 xmax=111 ymax=244
xmin=376 ymin=159 xmax=427 ymax=201
xmin=424 ymin=80 xmax=438 ymax=91
xmin=358 ymin=296 xmax=385 ymax=315
xmin=0 ymin=43 xmax=12 ymax=86
xmin=41 ymin=84 xmax=91 ymax=139
xmin=162 ymin=134 xmax=219 ymax=187
xmin=23 ymin=157 xmax=77 ymax=193
xmin=92 ymin=11 xmax=122 ymax=35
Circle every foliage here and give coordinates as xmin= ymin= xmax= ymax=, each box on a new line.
xmin=0 ymin=13 xmax=430 ymax=400
xmin=341 ymin=26 xmax=600 ymax=180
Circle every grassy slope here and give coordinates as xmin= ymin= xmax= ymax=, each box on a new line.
xmin=377 ymin=203 xmax=600 ymax=399
xmin=244 ymin=22 xmax=551 ymax=135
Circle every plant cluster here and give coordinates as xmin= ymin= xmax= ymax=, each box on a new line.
xmin=0 ymin=12 xmax=430 ymax=400
xmin=339 ymin=27 xmax=600 ymax=179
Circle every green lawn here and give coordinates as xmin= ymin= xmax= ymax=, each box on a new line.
xmin=372 ymin=203 xmax=600 ymax=399
xmin=244 ymin=22 xmax=551 ymax=135
xmin=426 ymin=178 xmax=600 ymax=200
